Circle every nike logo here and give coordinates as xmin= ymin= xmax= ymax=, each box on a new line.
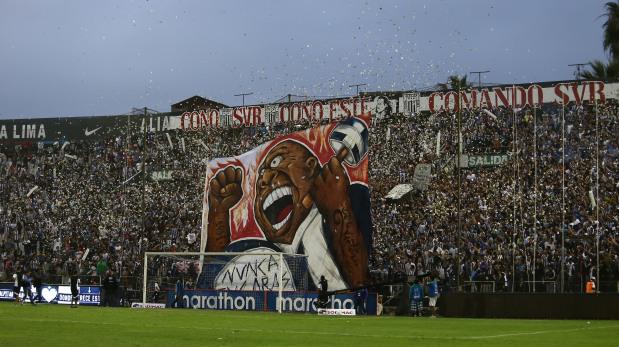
xmin=84 ymin=127 xmax=102 ymax=136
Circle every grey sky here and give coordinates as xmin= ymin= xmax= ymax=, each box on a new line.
xmin=0 ymin=0 xmax=610 ymax=118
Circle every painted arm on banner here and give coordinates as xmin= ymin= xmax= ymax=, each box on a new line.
xmin=307 ymin=147 xmax=369 ymax=288
xmin=206 ymin=166 xmax=243 ymax=251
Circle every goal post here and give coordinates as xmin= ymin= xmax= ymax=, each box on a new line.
xmin=142 ymin=251 xmax=309 ymax=313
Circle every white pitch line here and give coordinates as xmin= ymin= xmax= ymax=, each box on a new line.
xmin=1 ymin=316 xmax=618 ymax=341
xmin=463 ymin=325 xmax=619 ymax=340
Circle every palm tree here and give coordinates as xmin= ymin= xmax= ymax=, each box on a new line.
xmin=579 ymin=60 xmax=619 ymax=80
xmin=437 ymin=75 xmax=471 ymax=91
xmin=580 ymin=1 xmax=619 ymax=80
xmin=602 ymin=1 xmax=619 ymax=59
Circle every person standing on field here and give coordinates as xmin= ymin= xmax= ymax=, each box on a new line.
xmin=33 ymin=270 xmax=43 ymax=303
xmin=317 ymin=275 xmax=329 ymax=309
xmin=427 ymin=275 xmax=439 ymax=318
xmin=171 ymin=277 xmax=184 ymax=308
xmin=101 ymin=270 xmax=117 ymax=307
xmin=70 ymin=272 xmax=80 ymax=308
xmin=354 ymin=287 xmax=368 ymax=315
xmin=152 ymin=281 xmax=160 ymax=302
xmin=409 ymin=278 xmax=424 ymax=317
xmin=21 ymin=271 xmax=36 ymax=305
xmin=12 ymin=272 xmax=20 ymax=304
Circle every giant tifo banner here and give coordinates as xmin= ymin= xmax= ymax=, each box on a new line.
xmin=1 ymin=80 xmax=618 ymax=143
xmin=199 ymin=115 xmax=372 ymax=292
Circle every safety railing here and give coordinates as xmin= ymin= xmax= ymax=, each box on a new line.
xmin=524 ymin=281 xmax=557 ymax=293
xmin=463 ymin=281 xmax=495 ymax=293
xmin=381 ymin=284 xmax=404 ymax=306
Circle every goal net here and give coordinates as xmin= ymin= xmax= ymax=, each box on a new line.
xmin=143 ymin=251 xmax=309 ymax=313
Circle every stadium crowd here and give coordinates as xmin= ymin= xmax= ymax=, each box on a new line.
xmin=1 ymin=99 xmax=619 ymax=297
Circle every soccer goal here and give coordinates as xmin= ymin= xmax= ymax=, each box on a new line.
xmin=142 ymin=251 xmax=309 ymax=313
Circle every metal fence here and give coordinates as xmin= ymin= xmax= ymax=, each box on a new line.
xmin=524 ymin=281 xmax=557 ymax=293
xmin=463 ymin=281 xmax=496 ymax=293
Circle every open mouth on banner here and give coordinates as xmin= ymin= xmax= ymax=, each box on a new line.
xmin=263 ymin=186 xmax=294 ymax=231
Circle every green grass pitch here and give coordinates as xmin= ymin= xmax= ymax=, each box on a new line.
xmin=0 ymin=303 xmax=617 ymax=346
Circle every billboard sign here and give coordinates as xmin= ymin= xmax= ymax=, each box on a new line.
xmin=168 ymin=289 xmax=377 ymax=314
xmin=0 ymin=283 xmax=100 ymax=305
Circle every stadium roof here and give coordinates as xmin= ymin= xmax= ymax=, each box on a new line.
xmin=171 ymin=96 xmax=228 ymax=113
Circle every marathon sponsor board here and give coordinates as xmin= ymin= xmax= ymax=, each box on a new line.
xmin=168 ymin=290 xmax=377 ymax=314
xmin=0 ymin=283 xmax=100 ymax=305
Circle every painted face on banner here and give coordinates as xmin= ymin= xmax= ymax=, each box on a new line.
xmin=254 ymin=140 xmax=319 ymax=244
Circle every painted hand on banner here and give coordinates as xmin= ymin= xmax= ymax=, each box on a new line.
xmin=209 ymin=166 xmax=243 ymax=212
xmin=206 ymin=166 xmax=243 ymax=251
xmin=311 ymin=147 xmax=369 ymax=289
xmin=311 ymin=147 xmax=351 ymax=215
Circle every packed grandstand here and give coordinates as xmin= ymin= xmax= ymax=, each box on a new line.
xmin=1 ymin=80 xmax=618 ymax=308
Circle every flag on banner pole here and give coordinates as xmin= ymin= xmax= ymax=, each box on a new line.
xmin=81 ymin=248 xmax=90 ymax=261
xmin=436 ymin=131 xmax=441 ymax=156
xmin=483 ymin=109 xmax=497 ymax=120
xmin=589 ymin=190 xmax=596 ymax=209
xmin=26 ymin=185 xmax=39 ymax=197
xmin=197 ymin=139 xmax=208 ymax=151
xmin=123 ymin=171 xmax=143 ymax=185
xmin=412 ymin=164 xmax=432 ymax=191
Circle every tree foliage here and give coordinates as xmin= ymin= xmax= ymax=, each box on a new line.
xmin=580 ymin=1 xmax=619 ymax=81
xmin=579 ymin=59 xmax=619 ymax=81
xmin=437 ymin=75 xmax=472 ymax=91
xmin=603 ymin=1 xmax=619 ymax=59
